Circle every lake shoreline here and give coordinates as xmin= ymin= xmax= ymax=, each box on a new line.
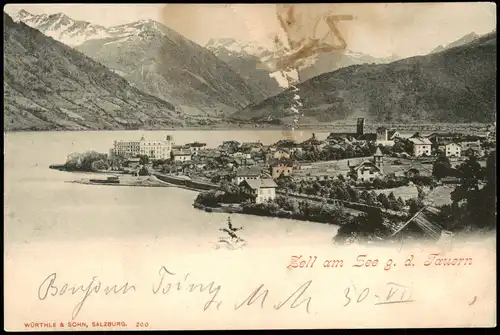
xmin=5 ymin=122 xmax=491 ymax=133
xmin=192 ymin=201 xmax=344 ymax=227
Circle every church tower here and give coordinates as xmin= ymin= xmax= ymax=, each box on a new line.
xmin=373 ymin=147 xmax=383 ymax=168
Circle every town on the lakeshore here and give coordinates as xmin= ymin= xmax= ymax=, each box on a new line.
xmin=61 ymin=118 xmax=496 ymax=243
xmin=108 ymin=118 xmax=495 ymax=193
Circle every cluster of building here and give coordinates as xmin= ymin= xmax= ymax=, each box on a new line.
xmin=108 ymin=119 xmax=494 ymax=204
xmin=327 ymin=118 xmax=494 ymax=158
xmin=109 ymin=134 xmax=209 ymax=162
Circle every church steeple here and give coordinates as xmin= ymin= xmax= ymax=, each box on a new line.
xmin=373 ymin=147 xmax=383 ymax=168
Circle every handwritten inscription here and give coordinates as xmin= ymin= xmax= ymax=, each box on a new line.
xmin=152 ymin=266 xmax=222 ymax=311
xmin=235 ymin=280 xmax=313 ymax=314
xmin=344 ymin=282 xmax=414 ymax=307
xmin=37 ymin=270 xmax=417 ymax=322
xmin=36 ymin=252 xmax=475 ymax=321
xmin=38 ymin=273 xmax=136 ymax=320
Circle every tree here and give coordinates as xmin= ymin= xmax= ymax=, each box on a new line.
xmin=195 ymin=191 xmax=221 ymax=207
xmin=484 ymin=150 xmax=496 ymax=186
xmin=406 ymin=198 xmax=424 ymax=216
xmin=432 ymin=154 xmax=452 ymax=180
xmin=108 ymin=154 xmax=126 ymax=171
xmin=347 ymin=169 xmax=357 ymax=181
xmin=397 ymin=196 xmax=405 ymax=209
xmin=387 ymin=192 xmax=400 ymax=211
xmin=275 ymin=196 xmax=298 ymax=213
xmin=65 ymin=152 xmax=82 ymax=170
xmin=65 ymin=151 xmax=108 ymax=171
xmin=137 ymin=155 xmax=149 ymax=165
xmin=138 ymin=166 xmax=150 ymax=176
xmin=366 ymin=191 xmax=378 ymax=206
xmin=90 ymin=159 xmax=109 ymax=171
xmin=377 ymin=193 xmax=391 ymax=209
xmin=360 ymin=190 xmax=369 ymax=204
xmin=334 ymin=185 xmax=350 ymax=201
xmin=372 ymin=177 xmax=383 ymax=189
xmin=417 ymin=186 xmax=425 ymax=201
xmin=346 ymin=185 xmax=359 ymax=202
xmin=447 ymin=152 xmax=495 ymax=230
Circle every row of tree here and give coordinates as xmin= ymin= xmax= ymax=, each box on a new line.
xmin=296 ymin=143 xmax=377 ymax=162
xmin=241 ymin=196 xmax=349 ymax=225
xmin=276 ymin=174 xmax=427 ymax=212
xmin=63 ymin=151 xmax=151 ymax=172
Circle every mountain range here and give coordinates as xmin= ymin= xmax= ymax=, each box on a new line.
xmin=13 ymin=10 xmax=266 ymax=117
xmin=13 ymin=9 xmax=110 ymax=46
xmin=4 ymin=12 xmax=190 ymax=131
xmin=6 ymin=8 xmax=497 ymax=128
xmin=205 ymin=37 xmax=400 ymax=93
xmin=234 ymin=31 xmax=497 ymax=124
xmin=205 ymin=38 xmax=284 ymax=97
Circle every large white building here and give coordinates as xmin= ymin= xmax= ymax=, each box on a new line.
xmin=409 ymin=138 xmax=432 ymax=157
xmin=444 ymin=143 xmax=461 ymax=157
xmin=110 ymin=134 xmax=174 ymax=160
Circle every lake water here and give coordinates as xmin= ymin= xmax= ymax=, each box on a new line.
xmin=4 ymin=130 xmax=339 ymax=253
xmin=4 ymin=131 xmax=497 ymax=330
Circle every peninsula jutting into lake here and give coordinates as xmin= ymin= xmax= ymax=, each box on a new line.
xmin=50 ymin=118 xmax=496 ymax=244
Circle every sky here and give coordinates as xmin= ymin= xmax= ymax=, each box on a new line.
xmin=4 ymin=3 xmax=497 ymax=58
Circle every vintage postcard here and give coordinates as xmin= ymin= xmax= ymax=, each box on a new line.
xmin=3 ymin=3 xmax=497 ymax=330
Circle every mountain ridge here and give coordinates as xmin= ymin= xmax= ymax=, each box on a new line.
xmin=234 ymin=31 xmax=497 ymax=124
xmin=13 ymin=9 xmax=267 ymax=117
xmin=3 ymin=12 xmax=197 ymax=131
xmin=205 ymin=37 xmax=401 ymax=93
xmin=430 ymin=32 xmax=481 ymax=54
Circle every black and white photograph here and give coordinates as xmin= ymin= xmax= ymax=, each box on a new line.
xmin=3 ymin=3 xmax=497 ymax=330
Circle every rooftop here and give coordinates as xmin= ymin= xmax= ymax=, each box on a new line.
xmin=172 ymin=150 xmax=192 ymax=156
xmin=409 ymin=138 xmax=432 ymax=145
xmin=242 ymin=178 xmax=278 ymax=189
xmin=270 ymin=159 xmax=294 ymax=167
xmin=236 ymin=167 xmax=261 ymax=176
xmin=187 ymin=142 xmax=207 ymax=147
xmin=353 ymin=160 xmax=382 ymax=172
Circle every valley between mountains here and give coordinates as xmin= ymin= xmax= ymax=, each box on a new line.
xmin=3 ymin=9 xmax=497 ymax=131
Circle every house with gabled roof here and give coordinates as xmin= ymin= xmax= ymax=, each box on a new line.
xmin=233 ymin=166 xmax=262 ymax=185
xmin=270 ymin=159 xmax=294 ymax=179
xmin=408 ymin=137 xmax=432 ymax=157
xmin=349 ymin=148 xmax=384 ymax=182
xmin=239 ymin=178 xmax=278 ymax=204
xmin=404 ymin=163 xmax=433 ymax=178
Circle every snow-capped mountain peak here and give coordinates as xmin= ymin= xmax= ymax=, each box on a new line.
xmin=108 ymin=19 xmax=169 ymax=37
xmin=14 ymin=9 xmax=109 ymax=46
xmin=206 ymin=37 xmax=272 ymax=59
xmin=13 ymin=9 xmax=176 ymax=46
